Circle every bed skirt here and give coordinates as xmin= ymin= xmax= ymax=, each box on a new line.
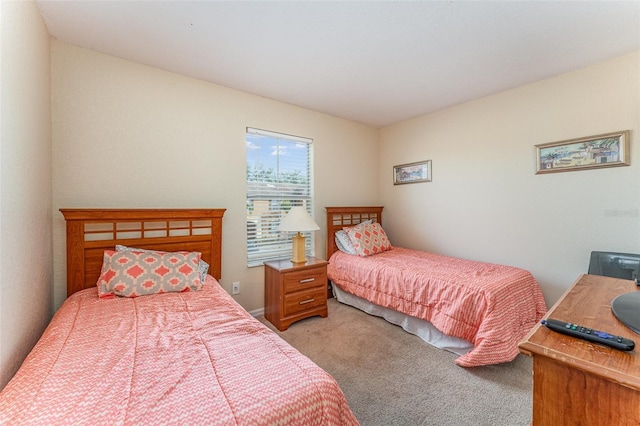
xmin=332 ymin=283 xmax=473 ymax=356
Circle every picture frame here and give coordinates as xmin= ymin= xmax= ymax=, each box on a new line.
xmin=535 ymin=130 xmax=630 ymax=174
xmin=393 ymin=160 xmax=432 ymax=185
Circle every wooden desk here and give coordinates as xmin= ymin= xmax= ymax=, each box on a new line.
xmin=519 ymin=274 xmax=640 ymax=425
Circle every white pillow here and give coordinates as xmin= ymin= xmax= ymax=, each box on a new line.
xmin=335 ymin=230 xmax=357 ymax=255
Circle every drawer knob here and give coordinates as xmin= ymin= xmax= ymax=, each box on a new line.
xmin=299 ymin=278 xmax=315 ymax=283
xmin=299 ymin=298 xmax=315 ymax=305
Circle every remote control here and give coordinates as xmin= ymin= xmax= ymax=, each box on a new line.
xmin=542 ymin=318 xmax=635 ymax=351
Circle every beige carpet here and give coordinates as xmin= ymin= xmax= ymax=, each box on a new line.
xmin=260 ymin=298 xmax=533 ymax=426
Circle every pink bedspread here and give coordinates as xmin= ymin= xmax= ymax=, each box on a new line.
xmin=328 ymin=247 xmax=547 ymax=367
xmin=0 ymin=277 xmax=358 ymax=425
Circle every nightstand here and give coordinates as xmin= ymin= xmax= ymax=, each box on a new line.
xmin=264 ymin=257 xmax=328 ymax=331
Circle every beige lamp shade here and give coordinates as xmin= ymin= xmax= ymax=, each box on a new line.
xmin=278 ymin=206 xmax=320 ymax=232
xmin=278 ymin=207 xmax=320 ymax=263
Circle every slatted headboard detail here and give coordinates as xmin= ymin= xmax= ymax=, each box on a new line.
xmin=60 ymin=209 xmax=226 ymax=297
xmin=325 ymin=206 xmax=384 ymax=259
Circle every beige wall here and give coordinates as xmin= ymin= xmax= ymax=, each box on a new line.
xmin=380 ymin=51 xmax=640 ymax=306
xmin=0 ymin=1 xmax=53 ymax=388
xmin=51 ymin=41 xmax=380 ymax=312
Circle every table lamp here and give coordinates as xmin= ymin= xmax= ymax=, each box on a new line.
xmin=278 ymin=206 xmax=320 ymax=263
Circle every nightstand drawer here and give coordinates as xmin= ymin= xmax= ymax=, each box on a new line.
xmin=283 ymin=287 xmax=327 ymax=317
xmin=283 ymin=267 xmax=327 ymax=294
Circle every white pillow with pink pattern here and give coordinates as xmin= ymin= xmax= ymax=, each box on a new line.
xmin=97 ymin=249 xmax=202 ymax=298
xmin=335 ymin=220 xmax=373 ymax=255
xmin=345 ymin=222 xmax=393 ymax=257
xmin=115 ymin=244 xmax=209 ymax=282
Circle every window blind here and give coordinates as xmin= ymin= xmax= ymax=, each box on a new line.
xmin=246 ymin=128 xmax=314 ymax=266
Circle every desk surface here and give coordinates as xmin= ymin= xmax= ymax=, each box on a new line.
xmin=519 ymin=274 xmax=640 ymax=391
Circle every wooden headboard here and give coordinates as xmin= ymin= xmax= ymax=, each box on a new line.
xmin=325 ymin=206 xmax=384 ymax=259
xmin=60 ymin=208 xmax=226 ymax=297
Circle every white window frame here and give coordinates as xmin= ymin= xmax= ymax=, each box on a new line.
xmin=246 ymin=127 xmax=315 ymax=267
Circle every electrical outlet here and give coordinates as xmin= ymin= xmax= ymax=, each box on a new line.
xmin=232 ymin=281 xmax=240 ymax=295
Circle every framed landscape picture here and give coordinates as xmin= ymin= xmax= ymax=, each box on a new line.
xmin=393 ymin=160 xmax=432 ymax=185
xmin=535 ymin=130 xmax=630 ymax=174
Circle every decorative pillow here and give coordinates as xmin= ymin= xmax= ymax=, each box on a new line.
xmin=115 ymin=245 xmax=209 ymax=282
xmin=335 ymin=220 xmax=374 ymax=255
xmin=335 ymin=230 xmax=358 ymax=255
xmin=97 ymin=249 xmax=202 ymax=298
xmin=345 ymin=222 xmax=393 ymax=257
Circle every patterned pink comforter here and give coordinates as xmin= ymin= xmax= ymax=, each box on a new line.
xmin=328 ymin=247 xmax=547 ymax=367
xmin=0 ymin=277 xmax=358 ymax=425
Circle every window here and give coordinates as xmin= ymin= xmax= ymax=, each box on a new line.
xmin=246 ymin=128 xmax=314 ymax=266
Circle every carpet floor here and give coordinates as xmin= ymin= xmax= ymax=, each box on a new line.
xmin=260 ymin=298 xmax=533 ymax=426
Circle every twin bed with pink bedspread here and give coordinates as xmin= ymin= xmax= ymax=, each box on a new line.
xmin=0 ymin=209 xmax=357 ymax=425
xmin=326 ymin=206 xmax=547 ymax=367
xmin=0 ymin=279 xmax=356 ymax=425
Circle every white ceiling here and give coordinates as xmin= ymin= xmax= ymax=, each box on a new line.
xmin=36 ymin=1 xmax=640 ymax=128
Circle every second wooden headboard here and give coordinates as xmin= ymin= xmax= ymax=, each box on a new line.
xmin=60 ymin=208 xmax=226 ymax=297
xmin=325 ymin=206 xmax=384 ymax=260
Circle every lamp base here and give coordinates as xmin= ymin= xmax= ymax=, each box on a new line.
xmin=290 ymin=232 xmax=307 ymax=263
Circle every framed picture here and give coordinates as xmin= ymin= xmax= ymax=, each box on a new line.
xmin=535 ymin=130 xmax=630 ymax=174
xmin=393 ymin=160 xmax=432 ymax=185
